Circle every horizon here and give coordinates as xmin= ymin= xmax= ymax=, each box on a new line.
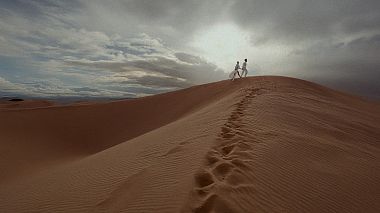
xmin=1 ymin=76 xmax=380 ymax=102
xmin=0 ymin=0 xmax=379 ymax=99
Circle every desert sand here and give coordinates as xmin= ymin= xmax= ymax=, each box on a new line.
xmin=0 ymin=76 xmax=379 ymax=212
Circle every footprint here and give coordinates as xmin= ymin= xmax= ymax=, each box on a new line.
xmin=184 ymin=86 xmax=262 ymax=213
xmin=229 ymin=121 xmax=242 ymax=129
xmin=194 ymin=194 xmax=237 ymax=213
xmin=219 ymin=131 xmax=235 ymax=139
xmin=225 ymin=172 xmax=246 ymax=186
xmin=230 ymin=159 xmax=249 ymax=169
xmin=220 ymin=126 xmax=232 ymax=134
xmin=221 ymin=155 xmax=236 ymax=161
xmin=224 ymin=122 xmax=239 ymax=129
xmin=221 ymin=144 xmax=235 ymax=156
xmin=237 ymin=99 xmax=247 ymax=104
xmin=194 ymin=186 xmax=212 ymax=197
xmin=218 ymin=139 xmax=237 ymax=149
xmin=229 ymin=113 xmax=241 ymax=120
xmin=205 ymin=154 xmax=219 ymax=166
xmin=234 ymin=110 xmax=244 ymax=115
xmin=229 ymin=151 xmax=255 ymax=159
xmin=194 ymin=170 xmax=215 ymax=188
xmin=212 ymin=162 xmax=234 ymax=181
xmin=193 ymin=194 xmax=217 ymax=213
xmin=235 ymin=108 xmax=245 ymax=113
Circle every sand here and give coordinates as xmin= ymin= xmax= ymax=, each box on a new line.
xmin=0 ymin=76 xmax=379 ymax=212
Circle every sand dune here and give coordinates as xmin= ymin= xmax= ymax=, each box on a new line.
xmin=0 ymin=99 xmax=55 ymax=111
xmin=0 ymin=76 xmax=379 ymax=212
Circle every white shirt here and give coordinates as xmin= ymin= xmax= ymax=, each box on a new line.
xmin=242 ymin=62 xmax=247 ymax=70
xmin=235 ymin=63 xmax=240 ymax=70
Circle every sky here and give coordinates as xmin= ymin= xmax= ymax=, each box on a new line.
xmin=0 ymin=0 xmax=379 ymax=99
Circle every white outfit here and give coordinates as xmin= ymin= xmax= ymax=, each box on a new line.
xmin=241 ymin=61 xmax=248 ymax=77
xmin=229 ymin=63 xmax=240 ymax=81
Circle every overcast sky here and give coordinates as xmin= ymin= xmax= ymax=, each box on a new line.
xmin=0 ymin=0 xmax=379 ymax=99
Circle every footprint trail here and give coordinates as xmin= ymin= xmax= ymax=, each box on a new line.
xmin=183 ymin=87 xmax=269 ymax=213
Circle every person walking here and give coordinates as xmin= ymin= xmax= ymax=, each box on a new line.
xmin=229 ymin=61 xmax=241 ymax=81
xmin=241 ymin=59 xmax=248 ymax=77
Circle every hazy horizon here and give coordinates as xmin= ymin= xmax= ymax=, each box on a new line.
xmin=1 ymin=0 xmax=379 ymax=99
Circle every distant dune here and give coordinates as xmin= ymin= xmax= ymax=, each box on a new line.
xmin=0 ymin=76 xmax=379 ymax=212
xmin=0 ymin=99 xmax=55 ymax=111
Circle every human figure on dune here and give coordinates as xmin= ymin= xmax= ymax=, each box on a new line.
xmin=241 ymin=58 xmax=248 ymax=77
xmin=229 ymin=61 xmax=241 ymax=81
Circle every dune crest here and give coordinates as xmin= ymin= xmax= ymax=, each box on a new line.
xmin=1 ymin=76 xmax=379 ymax=212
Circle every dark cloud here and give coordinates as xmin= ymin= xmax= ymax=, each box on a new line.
xmin=0 ymin=0 xmax=379 ymax=99
xmin=126 ymin=56 xmax=225 ymax=84
xmin=0 ymin=0 xmax=82 ymax=22
xmin=311 ymin=72 xmax=380 ymax=100
xmin=72 ymin=87 xmax=101 ymax=93
xmin=287 ymin=33 xmax=380 ymax=99
xmin=96 ymin=0 xmax=228 ymax=32
xmin=66 ymin=52 xmax=226 ymax=89
xmin=230 ymin=0 xmax=380 ymax=43
xmin=175 ymin=52 xmax=204 ymax=65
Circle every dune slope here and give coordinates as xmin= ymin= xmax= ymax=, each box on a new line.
xmin=0 ymin=76 xmax=379 ymax=212
xmin=0 ymin=79 xmax=241 ymax=181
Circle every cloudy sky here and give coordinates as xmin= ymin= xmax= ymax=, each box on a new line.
xmin=0 ymin=0 xmax=379 ymax=99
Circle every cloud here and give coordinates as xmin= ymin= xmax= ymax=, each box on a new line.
xmin=0 ymin=1 xmax=225 ymax=98
xmin=0 ymin=0 xmax=379 ymax=99
xmin=0 ymin=76 xmax=73 ymax=97
xmin=229 ymin=0 xmax=380 ymax=43
xmin=78 ymin=0 xmax=230 ymax=40
xmin=65 ymin=53 xmax=225 ymax=90
xmin=0 ymin=76 xmax=29 ymax=95
xmin=286 ymin=33 xmax=380 ymax=98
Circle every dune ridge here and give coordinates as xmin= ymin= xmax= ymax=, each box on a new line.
xmin=0 ymin=76 xmax=379 ymax=212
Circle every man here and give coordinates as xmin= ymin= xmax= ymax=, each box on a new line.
xmin=241 ymin=59 xmax=248 ymax=77
xmin=230 ymin=61 xmax=241 ymax=81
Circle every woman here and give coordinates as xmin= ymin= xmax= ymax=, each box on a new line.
xmin=229 ymin=61 xmax=241 ymax=81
